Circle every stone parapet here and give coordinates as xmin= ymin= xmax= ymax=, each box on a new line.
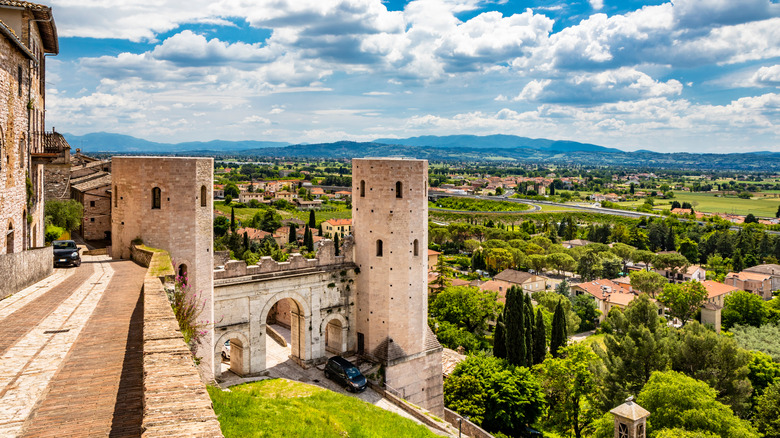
xmin=214 ymin=236 xmax=354 ymax=280
xmin=444 ymin=408 xmax=495 ymax=438
xmin=0 ymin=246 xmax=53 ymax=299
xmin=132 ymin=245 xmax=155 ymax=268
xmin=140 ymin=250 xmax=223 ymax=437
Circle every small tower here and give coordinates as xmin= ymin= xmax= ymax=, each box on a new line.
xmin=352 ymin=157 xmax=443 ymax=415
xmin=610 ymin=396 xmax=650 ymax=438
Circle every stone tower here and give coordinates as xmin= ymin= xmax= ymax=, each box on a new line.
xmin=352 ymin=157 xmax=443 ymax=415
xmin=610 ymin=397 xmax=650 ymax=438
xmin=111 ymin=157 xmax=215 ymax=380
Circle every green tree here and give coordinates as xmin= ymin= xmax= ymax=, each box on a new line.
xmin=494 ymin=312 xmax=506 ymax=359
xmin=334 ymin=233 xmax=340 ymax=256
xmin=430 ymin=286 xmax=501 ymax=333
xmin=505 ymin=286 xmax=526 ymax=366
xmin=288 ymin=223 xmax=297 ymax=244
xmin=524 ymin=294 xmax=534 ymax=367
xmin=309 ymin=209 xmax=316 ymax=228
xmin=576 ymin=250 xmax=602 ymax=281
xmin=485 ymin=248 xmax=514 ymax=274
xmin=747 ymin=351 xmax=780 ymax=398
xmin=653 ymin=252 xmax=690 ymax=276
xmin=637 ymin=371 xmax=759 ymax=438
xmin=610 ymin=242 xmax=635 ymax=272
xmin=223 ymin=194 xmax=232 ymax=206
xmin=629 ymin=270 xmax=667 ymax=298
xmin=572 ymin=294 xmax=599 ymax=331
xmin=755 ymin=380 xmax=780 ymax=438
xmin=536 ymin=344 xmax=600 ymax=438
xmin=430 ymin=255 xmax=453 ymax=293
xmin=658 ymin=281 xmax=707 ymax=326
xmin=532 ymin=308 xmax=547 ymax=365
xmin=259 ymin=209 xmax=282 ymax=233
xmin=44 ymin=199 xmax=83 ymax=231
xmin=550 ymin=301 xmax=567 ymax=358
xmin=444 ymin=355 xmax=546 ymax=436
xmin=632 ymin=249 xmax=656 ymax=270
xmin=679 ymin=238 xmax=699 ymax=264
xmin=213 ymin=216 xmax=230 ymax=237
xmin=722 ymin=290 xmax=768 ymax=330
xmin=224 ymin=183 xmax=240 ymax=198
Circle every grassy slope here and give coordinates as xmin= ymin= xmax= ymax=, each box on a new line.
xmin=208 ymin=379 xmax=438 ymax=438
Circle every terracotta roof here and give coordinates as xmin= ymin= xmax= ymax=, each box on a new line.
xmin=235 ymin=227 xmax=272 ymax=241
xmin=701 ymin=280 xmax=739 ymax=299
xmin=0 ymin=1 xmax=58 ymax=53
xmin=442 ymin=348 xmax=466 ymax=378
xmin=726 ymin=271 xmax=772 ymax=282
xmin=428 ymin=249 xmax=441 ymax=256
xmin=71 ymin=173 xmax=111 ymax=192
xmin=323 ymin=218 xmax=352 ymax=226
xmin=686 ymin=265 xmax=704 ymax=275
xmin=574 ymin=279 xmax=632 ymax=300
xmin=671 ymin=208 xmax=692 ymax=214
xmin=493 ymin=269 xmax=535 ymax=285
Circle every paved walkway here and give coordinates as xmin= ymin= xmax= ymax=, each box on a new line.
xmin=0 ymin=255 xmax=147 ymax=437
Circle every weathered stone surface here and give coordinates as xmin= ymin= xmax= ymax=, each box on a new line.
xmin=0 ymin=246 xmax=53 ymax=299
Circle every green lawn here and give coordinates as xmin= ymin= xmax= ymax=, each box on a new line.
xmin=208 ymin=379 xmax=438 ymax=438
xmin=664 ymin=192 xmax=780 ymax=217
xmin=214 ymin=203 xmax=352 ymax=226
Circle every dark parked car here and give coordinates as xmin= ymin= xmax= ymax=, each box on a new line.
xmin=53 ymin=240 xmax=81 ymax=267
xmin=324 ymin=356 xmax=367 ymax=392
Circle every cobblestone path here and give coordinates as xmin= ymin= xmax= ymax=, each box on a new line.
xmin=0 ymin=256 xmax=147 ymax=437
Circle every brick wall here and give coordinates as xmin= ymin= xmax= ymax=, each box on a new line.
xmin=140 ymin=250 xmax=223 ymax=437
xmin=0 ymin=246 xmax=53 ymax=299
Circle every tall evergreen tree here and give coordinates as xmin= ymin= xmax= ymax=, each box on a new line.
xmin=243 ymin=231 xmax=249 ymax=251
xmin=550 ymin=301 xmax=568 ymax=358
xmin=505 ymin=286 xmax=526 ymax=366
xmin=334 ymin=233 xmax=340 ymax=256
xmin=318 ymin=223 xmax=323 ymax=236
xmin=289 ymin=223 xmax=298 ymax=244
xmin=230 ymin=207 xmax=236 ymax=233
xmin=532 ymin=308 xmax=547 ymax=365
xmin=309 ymin=210 xmax=316 ymax=228
xmin=493 ymin=312 xmax=507 ymax=359
xmin=524 ymin=293 xmax=534 ymax=367
xmin=303 ymin=225 xmax=310 ymax=248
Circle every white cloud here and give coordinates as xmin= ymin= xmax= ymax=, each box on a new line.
xmin=589 ymin=0 xmax=604 ymax=11
xmin=750 ymin=65 xmax=780 ymax=87
xmin=363 ymin=91 xmax=392 ymax=96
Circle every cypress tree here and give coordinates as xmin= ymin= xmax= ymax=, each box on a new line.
xmin=493 ymin=312 xmax=506 ymax=359
xmin=230 ymin=207 xmax=236 ymax=233
xmin=524 ymin=294 xmax=534 ymax=367
xmin=309 ymin=210 xmax=316 ymax=228
xmin=243 ymin=231 xmax=249 ymax=251
xmin=550 ymin=301 xmax=567 ymax=358
xmin=318 ymin=223 xmax=323 ymax=236
xmin=289 ymin=223 xmax=297 ymax=244
xmin=505 ymin=286 xmax=526 ymax=366
xmin=306 ymin=228 xmax=314 ymax=252
xmin=334 ymin=233 xmax=340 ymax=256
xmin=532 ymin=308 xmax=547 ymax=365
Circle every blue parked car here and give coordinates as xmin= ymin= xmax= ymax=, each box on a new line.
xmin=324 ymin=356 xmax=367 ymax=392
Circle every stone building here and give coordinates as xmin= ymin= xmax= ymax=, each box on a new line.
xmin=111 ymin=157 xmax=215 ymax=379
xmin=352 ymin=157 xmax=444 ymax=415
xmin=0 ymin=0 xmax=59 ymax=253
xmin=70 ymin=172 xmax=111 ymax=241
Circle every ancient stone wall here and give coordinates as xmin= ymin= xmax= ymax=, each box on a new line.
xmin=0 ymin=245 xmax=53 ymax=299
xmin=43 ymin=163 xmax=70 ymax=201
xmin=112 ymin=157 xmax=215 ymax=380
xmin=80 ymin=188 xmax=111 ymax=240
xmin=444 ymin=408 xmax=495 ymax=438
xmin=140 ymin=251 xmax=223 ymax=437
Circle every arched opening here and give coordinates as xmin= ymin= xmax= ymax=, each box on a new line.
xmin=413 ymin=239 xmax=419 ymax=256
xmin=177 ymin=264 xmax=188 ymax=285
xmin=324 ymin=318 xmax=346 ymax=354
xmin=114 ymin=185 xmax=118 ymax=207
xmin=22 ymin=211 xmax=27 ymax=250
xmin=376 ymin=239 xmax=383 ymax=257
xmin=360 ymin=180 xmax=365 ymax=197
xmin=151 ymin=187 xmax=161 ymax=209
xmin=6 ymin=222 xmax=14 ymax=254
xmin=200 ymin=185 xmax=207 ymax=207
xmin=215 ymin=332 xmax=250 ymax=380
xmin=265 ymin=297 xmax=306 ymax=368
xmin=395 ymin=181 xmax=403 ymax=198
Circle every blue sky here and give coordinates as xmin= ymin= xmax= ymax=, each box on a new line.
xmin=45 ymin=0 xmax=780 ymax=152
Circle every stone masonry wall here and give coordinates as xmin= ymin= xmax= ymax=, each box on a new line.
xmin=43 ymin=163 xmax=70 ymax=201
xmin=141 ymin=251 xmax=223 ymax=437
xmin=0 ymin=30 xmax=31 ymax=254
xmin=0 ymin=245 xmax=53 ymax=299
xmin=81 ymin=188 xmax=111 ymax=240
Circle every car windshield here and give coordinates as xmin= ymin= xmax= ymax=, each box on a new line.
xmin=346 ymin=367 xmax=361 ymax=378
xmin=53 ymin=241 xmax=76 ymax=250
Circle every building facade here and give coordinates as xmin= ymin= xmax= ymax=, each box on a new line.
xmin=352 ymin=157 xmax=443 ymax=415
xmin=0 ymin=0 xmax=58 ymax=254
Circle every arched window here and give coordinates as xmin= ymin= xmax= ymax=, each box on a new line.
xmin=413 ymin=239 xmax=419 ymax=256
xmin=376 ymin=240 xmax=383 ymax=257
xmin=200 ymin=185 xmax=207 ymax=207
xmin=151 ymin=187 xmax=161 ymax=209
xmin=360 ymin=180 xmax=365 ymax=197
xmin=18 ymin=138 xmax=25 ymax=168
xmin=395 ymin=181 xmax=403 ymax=199
xmin=6 ymin=222 xmax=14 ymax=254
xmin=178 ymin=264 xmax=188 ymax=285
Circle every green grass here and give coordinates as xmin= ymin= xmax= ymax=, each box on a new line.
xmin=208 ymin=379 xmax=438 ymax=438
xmin=214 ymin=203 xmax=352 ymax=225
xmin=663 ymin=192 xmax=779 ymax=217
xmin=429 ymin=197 xmax=530 ymax=212
xmin=580 ymin=333 xmax=606 ymax=351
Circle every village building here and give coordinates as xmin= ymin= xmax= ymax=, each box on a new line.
xmin=743 ymin=264 xmax=780 ymax=293
xmin=238 ymin=191 xmax=266 ymax=204
xmin=571 ymin=279 xmax=643 ymax=321
xmin=725 ymin=271 xmax=774 ymax=300
xmin=491 ymin=269 xmax=548 ymax=294
xmin=427 ymin=248 xmax=440 ymax=268
xmin=322 ymin=218 xmax=352 ymax=238
xmin=70 ymin=172 xmax=112 ymax=241
xmin=701 ymin=280 xmax=739 ymax=308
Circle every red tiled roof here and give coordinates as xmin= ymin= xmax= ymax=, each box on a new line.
xmin=701 ymin=280 xmax=739 ymax=299
xmin=323 ymin=219 xmax=352 ymax=226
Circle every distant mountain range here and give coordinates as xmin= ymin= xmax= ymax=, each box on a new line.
xmin=62 ymin=132 xmax=780 ymax=171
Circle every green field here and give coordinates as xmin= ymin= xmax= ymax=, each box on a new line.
xmin=214 ymin=203 xmax=352 ymax=225
xmin=208 ymin=379 xmax=438 ymax=438
xmin=662 ymin=192 xmax=779 ymax=217
xmin=429 ymin=197 xmax=530 ymax=212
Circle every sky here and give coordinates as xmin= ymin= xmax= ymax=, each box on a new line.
xmin=43 ymin=0 xmax=780 ymax=153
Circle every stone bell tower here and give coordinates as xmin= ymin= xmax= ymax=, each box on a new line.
xmin=352 ymin=157 xmax=443 ymax=415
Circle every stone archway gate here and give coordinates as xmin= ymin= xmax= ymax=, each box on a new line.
xmin=212 ymin=239 xmax=357 ymax=378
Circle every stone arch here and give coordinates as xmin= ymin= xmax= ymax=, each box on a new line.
xmin=151 ymin=187 xmax=161 ymax=209
xmin=200 ymin=185 xmax=207 ymax=207
xmin=177 ymin=263 xmax=188 ymax=285
xmin=395 ymin=181 xmax=403 ymax=198
xmin=6 ymin=221 xmax=14 ymax=254
xmin=360 ymin=180 xmax=365 ymax=197
xmin=320 ymin=313 xmax=349 ymax=355
xmin=413 ymin=239 xmax=419 ymax=256
xmin=260 ymin=291 xmax=311 ymax=366
xmin=214 ymin=330 xmax=250 ymax=378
